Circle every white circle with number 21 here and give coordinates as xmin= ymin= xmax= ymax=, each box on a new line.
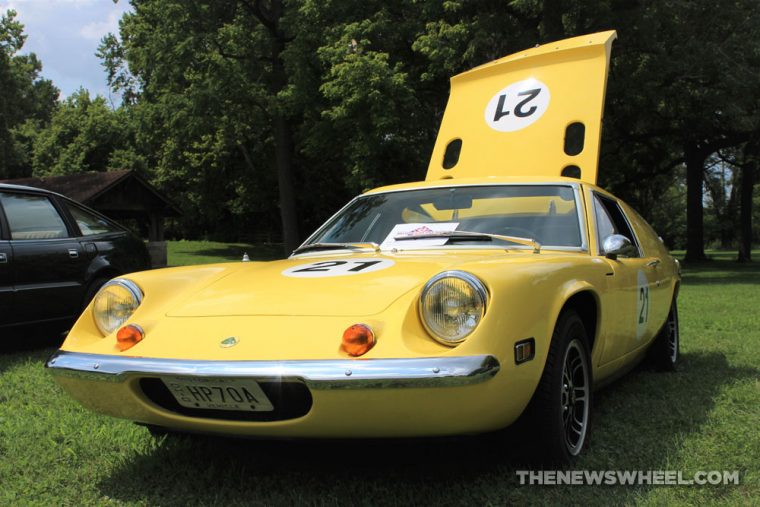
xmin=636 ymin=269 xmax=649 ymax=340
xmin=282 ymin=258 xmax=395 ymax=278
xmin=484 ymin=78 xmax=550 ymax=132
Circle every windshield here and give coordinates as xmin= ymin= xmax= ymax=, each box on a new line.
xmin=307 ymin=185 xmax=583 ymax=250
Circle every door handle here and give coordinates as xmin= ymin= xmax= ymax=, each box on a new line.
xmin=68 ymin=249 xmax=79 ymax=259
xmin=645 ymin=259 xmax=661 ymax=268
xmin=0 ymin=253 xmax=7 ymax=263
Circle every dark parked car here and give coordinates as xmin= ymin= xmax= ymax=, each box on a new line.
xmin=0 ymin=183 xmax=150 ymax=332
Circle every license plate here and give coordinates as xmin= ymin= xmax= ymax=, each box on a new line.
xmin=161 ymin=376 xmax=274 ymax=412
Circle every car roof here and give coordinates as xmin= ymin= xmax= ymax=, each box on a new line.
xmin=0 ymin=182 xmax=67 ymax=199
xmin=0 ymin=182 xmax=47 ymax=192
xmin=362 ymin=175 xmax=601 ymax=196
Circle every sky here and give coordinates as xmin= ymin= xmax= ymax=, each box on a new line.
xmin=1 ymin=0 xmax=133 ymax=104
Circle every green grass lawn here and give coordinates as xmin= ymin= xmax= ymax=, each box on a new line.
xmin=167 ymin=240 xmax=285 ymax=265
xmin=0 ymin=245 xmax=758 ymax=506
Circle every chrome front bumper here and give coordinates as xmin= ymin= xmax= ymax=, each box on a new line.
xmin=46 ymin=350 xmax=500 ymax=390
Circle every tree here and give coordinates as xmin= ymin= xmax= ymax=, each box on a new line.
xmin=0 ymin=10 xmax=59 ymax=178
xmin=31 ymin=89 xmax=139 ymax=176
xmin=99 ymin=1 xmax=458 ymax=246
xmin=596 ymin=1 xmax=760 ymax=258
xmin=101 ymin=0 xmax=309 ymax=251
xmin=87 ymin=0 xmax=759 ymax=254
xmin=704 ymin=155 xmax=738 ymax=249
xmin=737 ymin=143 xmax=758 ymax=262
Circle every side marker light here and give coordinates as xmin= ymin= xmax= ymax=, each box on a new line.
xmin=341 ymin=324 xmax=376 ymax=357
xmin=515 ymin=338 xmax=535 ymax=364
xmin=116 ymin=324 xmax=145 ymax=351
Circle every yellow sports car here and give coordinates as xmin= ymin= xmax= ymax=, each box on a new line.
xmin=47 ymin=31 xmax=680 ymax=462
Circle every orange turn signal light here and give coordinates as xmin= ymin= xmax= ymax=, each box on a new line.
xmin=341 ymin=324 xmax=376 ymax=357
xmin=116 ymin=324 xmax=144 ymax=351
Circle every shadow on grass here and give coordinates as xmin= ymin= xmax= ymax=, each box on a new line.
xmin=0 ymin=324 xmax=65 ymax=356
xmin=679 ymin=257 xmax=760 ymax=286
xmin=680 ymin=274 xmax=760 ymax=286
xmin=681 ymin=270 xmax=760 ymax=286
xmin=96 ymin=351 xmax=756 ymax=506
xmin=0 ymin=342 xmax=55 ymax=376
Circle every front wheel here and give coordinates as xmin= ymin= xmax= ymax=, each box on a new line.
xmin=81 ymin=276 xmax=109 ymax=312
xmin=526 ymin=311 xmax=592 ymax=463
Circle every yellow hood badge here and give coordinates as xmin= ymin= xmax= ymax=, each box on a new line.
xmin=427 ymin=30 xmax=617 ymax=185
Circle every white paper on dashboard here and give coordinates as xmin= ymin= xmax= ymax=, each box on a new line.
xmin=380 ymin=222 xmax=459 ymax=249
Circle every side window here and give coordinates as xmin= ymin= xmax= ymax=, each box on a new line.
xmin=593 ymin=194 xmax=640 ymax=257
xmin=0 ymin=193 xmax=69 ymax=240
xmin=0 ymin=200 xmax=6 ymax=239
xmin=65 ymin=202 xmax=120 ymax=236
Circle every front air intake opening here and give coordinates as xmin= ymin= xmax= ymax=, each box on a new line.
xmin=139 ymin=378 xmax=313 ymax=422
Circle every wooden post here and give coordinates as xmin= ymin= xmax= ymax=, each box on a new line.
xmin=147 ymin=212 xmax=167 ymax=267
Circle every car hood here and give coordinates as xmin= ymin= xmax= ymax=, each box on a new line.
xmin=166 ymin=251 xmax=508 ymax=318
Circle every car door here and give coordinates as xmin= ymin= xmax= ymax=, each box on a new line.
xmin=0 ymin=207 xmax=12 ymax=327
xmin=592 ymin=192 xmax=658 ymax=365
xmin=0 ymin=191 xmax=89 ymax=325
xmin=621 ymin=203 xmax=674 ymax=333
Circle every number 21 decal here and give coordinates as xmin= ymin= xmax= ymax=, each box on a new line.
xmin=485 ymin=79 xmax=550 ymax=132
xmin=638 ymin=287 xmax=649 ymax=324
xmin=282 ymin=258 xmax=395 ymax=278
xmin=635 ymin=270 xmax=649 ymax=339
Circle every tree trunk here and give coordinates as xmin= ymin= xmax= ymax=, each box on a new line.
xmin=737 ymin=157 xmax=755 ymax=262
xmin=255 ymin=0 xmax=300 ymax=254
xmin=684 ymin=144 xmax=708 ymax=262
xmin=273 ymin=112 xmax=300 ymax=253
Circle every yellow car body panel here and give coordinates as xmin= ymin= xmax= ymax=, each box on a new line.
xmin=48 ymin=32 xmax=681 ymax=444
xmin=51 ymin=196 xmax=678 ymax=437
xmin=426 ymin=31 xmax=616 ymax=184
xmin=53 ymin=247 xmax=618 ymax=436
xmin=52 ymin=375 xmax=515 ymax=438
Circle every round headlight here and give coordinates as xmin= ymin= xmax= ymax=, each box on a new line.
xmin=92 ymin=279 xmax=143 ymax=336
xmin=419 ymin=271 xmax=487 ymax=345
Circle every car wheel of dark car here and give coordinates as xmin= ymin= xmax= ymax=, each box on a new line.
xmin=141 ymin=423 xmax=195 ymax=441
xmin=144 ymin=424 xmax=170 ymax=438
xmin=81 ymin=276 xmax=109 ymax=312
xmin=527 ymin=310 xmax=592 ymax=463
xmin=646 ymin=300 xmax=679 ymax=372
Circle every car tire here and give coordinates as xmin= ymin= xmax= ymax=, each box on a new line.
xmin=144 ymin=424 xmax=171 ymax=438
xmin=526 ymin=310 xmax=593 ymax=463
xmin=81 ymin=276 xmax=109 ymax=312
xmin=140 ymin=423 xmax=185 ymax=439
xmin=645 ymin=300 xmax=679 ymax=371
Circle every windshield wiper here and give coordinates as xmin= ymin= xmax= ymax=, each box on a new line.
xmin=393 ymin=231 xmax=541 ymax=253
xmin=292 ymin=242 xmax=380 ymax=255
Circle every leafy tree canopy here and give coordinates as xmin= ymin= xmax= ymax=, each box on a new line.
xmin=3 ymin=2 xmax=760 ymax=255
xmin=0 ymin=10 xmax=59 ymax=179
